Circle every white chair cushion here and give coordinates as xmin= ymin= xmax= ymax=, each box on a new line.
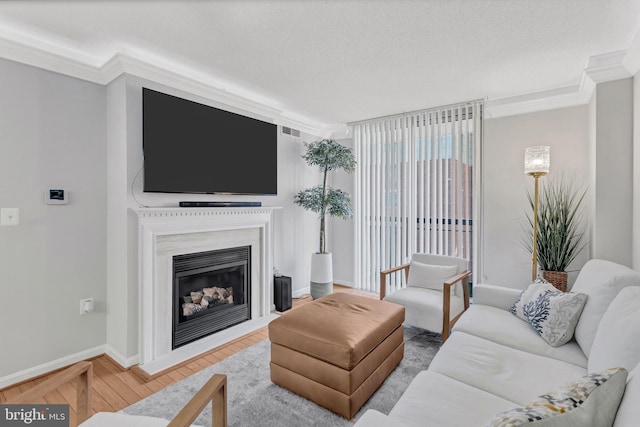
xmin=384 ymin=287 xmax=464 ymax=332
xmin=571 ymin=259 xmax=640 ymax=357
xmin=589 ymin=286 xmax=640 ymax=373
xmin=485 ymin=367 xmax=628 ymax=427
xmin=406 ymin=261 xmax=458 ymax=295
xmin=428 ymin=331 xmax=586 ymax=405
xmin=453 ymin=304 xmax=588 ymax=367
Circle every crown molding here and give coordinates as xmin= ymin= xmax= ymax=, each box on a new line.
xmin=0 ymin=35 xmax=325 ymax=137
xmin=1 ymin=25 xmax=639 ymax=128
xmin=485 ymin=80 xmax=594 ymax=119
xmin=103 ymin=53 xmax=326 ymax=137
xmin=0 ymin=36 xmax=103 ymax=83
xmin=485 ymin=43 xmax=639 ymax=119
xmin=480 ymin=25 xmax=640 ymax=119
xmin=584 ymin=50 xmax=631 ymax=83
xmin=103 ymin=53 xmax=282 ymax=121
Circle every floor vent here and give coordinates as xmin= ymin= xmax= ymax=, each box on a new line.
xmin=282 ymin=126 xmax=300 ymax=137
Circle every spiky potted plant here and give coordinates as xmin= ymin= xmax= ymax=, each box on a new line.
xmin=294 ymin=139 xmax=356 ymax=299
xmin=523 ymin=176 xmax=587 ymax=291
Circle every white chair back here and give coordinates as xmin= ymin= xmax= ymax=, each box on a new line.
xmin=411 ymin=254 xmax=468 ymax=295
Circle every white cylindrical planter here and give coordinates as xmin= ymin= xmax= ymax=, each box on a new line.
xmin=310 ymin=252 xmax=333 ymax=299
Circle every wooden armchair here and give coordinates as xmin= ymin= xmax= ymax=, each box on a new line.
xmin=7 ymin=361 xmax=227 ymax=427
xmin=380 ymin=254 xmax=471 ymax=342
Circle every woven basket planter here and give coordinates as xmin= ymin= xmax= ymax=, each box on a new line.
xmin=542 ymin=270 xmax=568 ymax=292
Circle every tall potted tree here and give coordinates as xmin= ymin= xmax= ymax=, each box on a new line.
xmin=523 ymin=176 xmax=587 ymax=291
xmin=294 ymin=139 xmax=356 ymax=299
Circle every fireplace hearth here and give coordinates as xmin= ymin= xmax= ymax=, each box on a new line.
xmin=173 ymin=246 xmax=251 ymax=349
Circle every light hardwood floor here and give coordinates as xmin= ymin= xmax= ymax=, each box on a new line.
xmin=0 ymin=286 xmax=376 ymax=426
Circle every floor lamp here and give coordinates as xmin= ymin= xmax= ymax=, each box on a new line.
xmin=525 ymin=146 xmax=550 ymax=281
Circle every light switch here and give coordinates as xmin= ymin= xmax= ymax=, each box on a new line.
xmin=1 ymin=208 xmax=19 ymax=226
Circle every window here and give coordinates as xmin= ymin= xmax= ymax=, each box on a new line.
xmin=353 ymin=101 xmax=483 ymax=292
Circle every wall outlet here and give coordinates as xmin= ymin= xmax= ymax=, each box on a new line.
xmin=80 ymin=298 xmax=94 ymax=315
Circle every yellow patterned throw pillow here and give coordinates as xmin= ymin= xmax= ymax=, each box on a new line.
xmin=485 ymin=367 xmax=628 ymax=427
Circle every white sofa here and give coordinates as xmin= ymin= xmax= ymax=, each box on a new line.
xmin=355 ymin=259 xmax=640 ymax=426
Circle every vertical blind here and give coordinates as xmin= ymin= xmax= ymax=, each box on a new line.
xmin=353 ymin=100 xmax=483 ymax=293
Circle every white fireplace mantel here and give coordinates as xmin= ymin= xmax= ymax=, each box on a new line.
xmin=134 ymin=206 xmax=281 ymax=375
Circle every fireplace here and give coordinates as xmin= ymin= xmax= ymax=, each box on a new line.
xmin=173 ymin=246 xmax=251 ymax=349
xmin=135 ymin=206 xmax=279 ymax=375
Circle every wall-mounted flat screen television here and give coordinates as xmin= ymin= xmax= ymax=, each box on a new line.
xmin=142 ymin=88 xmax=278 ymax=195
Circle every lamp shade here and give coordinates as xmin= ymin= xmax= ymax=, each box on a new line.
xmin=524 ymin=146 xmax=550 ymax=175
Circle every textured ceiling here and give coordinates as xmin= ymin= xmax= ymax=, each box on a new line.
xmin=1 ymin=0 xmax=639 ymax=128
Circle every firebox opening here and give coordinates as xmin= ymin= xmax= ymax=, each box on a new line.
xmin=172 ymin=246 xmax=251 ymax=349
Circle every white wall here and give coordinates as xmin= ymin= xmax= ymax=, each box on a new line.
xmin=588 ymin=86 xmax=597 ymax=264
xmin=330 ymin=137 xmax=356 ymax=287
xmin=483 ymin=105 xmax=590 ymax=289
xmin=0 ymin=58 xmax=107 ymax=378
xmin=280 ymin=133 xmax=323 ymax=296
xmin=591 ymin=79 xmax=633 ymax=267
xmin=106 ymin=76 xmax=135 ymax=364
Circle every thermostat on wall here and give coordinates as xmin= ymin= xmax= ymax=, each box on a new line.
xmin=45 ymin=189 xmax=69 ymax=205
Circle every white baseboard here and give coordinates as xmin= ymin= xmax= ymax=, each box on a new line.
xmin=0 ymin=345 xmax=106 ymax=389
xmin=334 ymin=279 xmax=354 ymax=288
xmin=104 ymin=345 xmax=139 ymax=369
xmin=293 ymin=286 xmax=309 ymax=298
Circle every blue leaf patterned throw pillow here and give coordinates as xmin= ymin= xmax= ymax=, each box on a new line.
xmin=510 ymin=278 xmax=588 ymax=347
xmin=528 ymin=289 xmax=588 ymax=346
xmin=510 ymin=278 xmax=555 ymax=321
xmin=523 ymin=292 xmax=552 ymax=335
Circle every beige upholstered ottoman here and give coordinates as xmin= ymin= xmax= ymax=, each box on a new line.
xmin=268 ymin=293 xmax=405 ymax=419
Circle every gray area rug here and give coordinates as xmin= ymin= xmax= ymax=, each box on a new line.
xmin=122 ymin=326 xmax=441 ymax=426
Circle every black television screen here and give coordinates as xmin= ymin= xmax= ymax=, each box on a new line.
xmin=142 ymin=88 xmax=277 ymax=195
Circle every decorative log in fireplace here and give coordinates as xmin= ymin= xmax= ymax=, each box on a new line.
xmin=173 ymin=246 xmax=251 ymax=349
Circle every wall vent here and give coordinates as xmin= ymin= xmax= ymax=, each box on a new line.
xmin=282 ymin=126 xmax=300 ymax=138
